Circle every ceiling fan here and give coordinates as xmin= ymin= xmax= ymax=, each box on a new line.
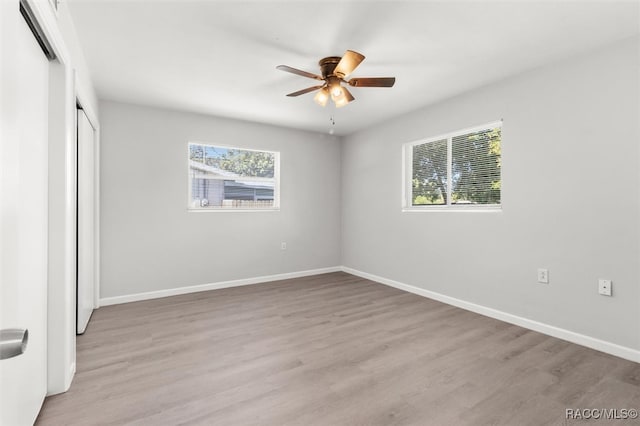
xmin=276 ymin=50 xmax=395 ymax=108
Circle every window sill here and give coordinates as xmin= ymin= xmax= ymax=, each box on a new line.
xmin=188 ymin=208 xmax=280 ymax=213
xmin=402 ymin=205 xmax=501 ymax=213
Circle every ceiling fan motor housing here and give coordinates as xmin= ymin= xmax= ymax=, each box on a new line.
xmin=319 ymin=57 xmax=342 ymax=78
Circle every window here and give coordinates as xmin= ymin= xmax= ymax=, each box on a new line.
xmin=404 ymin=122 xmax=502 ymax=209
xmin=188 ymin=143 xmax=279 ymax=210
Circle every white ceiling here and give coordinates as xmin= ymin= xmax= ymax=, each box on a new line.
xmin=67 ymin=1 xmax=639 ymax=136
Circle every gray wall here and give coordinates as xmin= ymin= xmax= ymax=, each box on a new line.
xmin=100 ymin=102 xmax=341 ymax=298
xmin=100 ymin=37 xmax=639 ymax=351
xmin=341 ymin=37 xmax=640 ymax=350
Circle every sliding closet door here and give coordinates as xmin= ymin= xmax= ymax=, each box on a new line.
xmin=0 ymin=1 xmax=50 ymax=423
xmin=77 ymin=108 xmax=95 ymax=334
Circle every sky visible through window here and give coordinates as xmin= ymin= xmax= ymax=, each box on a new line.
xmin=190 ymin=145 xmax=230 ymax=161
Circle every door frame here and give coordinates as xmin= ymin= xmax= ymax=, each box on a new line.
xmin=23 ymin=0 xmax=100 ymax=395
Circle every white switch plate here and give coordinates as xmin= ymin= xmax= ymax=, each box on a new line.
xmin=598 ymin=279 xmax=612 ymax=296
xmin=537 ymin=268 xmax=549 ymax=284
xmin=281 ymin=242 xmax=287 ymax=250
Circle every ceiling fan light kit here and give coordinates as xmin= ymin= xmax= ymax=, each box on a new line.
xmin=313 ymin=87 xmax=329 ymax=107
xmin=277 ymin=50 xmax=395 ymax=108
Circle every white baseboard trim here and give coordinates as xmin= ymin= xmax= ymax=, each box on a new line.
xmin=341 ymin=266 xmax=640 ymax=363
xmin=99 ymin=266 xmax=342 ymax=306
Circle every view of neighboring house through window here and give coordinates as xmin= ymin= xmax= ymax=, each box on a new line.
xmin=188 ymin=143 xmax=279 ymax=210
xmin=405 ymin=122 xmax=502 ymax=209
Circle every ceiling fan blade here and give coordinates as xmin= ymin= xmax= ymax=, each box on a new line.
xmin=286 ymin=85 xmax=324 ymax=97
xmin=348 ymin=77 xmax=396 ymax=87
xmin=276 ymin=65 xmax=324 ymax=81
xmin=335 ymin=86 xmax=355 ymax=108
xmin=334 ymin=50 xmax=365 ymax=78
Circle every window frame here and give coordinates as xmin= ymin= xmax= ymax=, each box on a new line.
xmin=402 ymin=121 xmax=503 ymax=212
xmin=187 ymin=141 xmax=281 ymax=212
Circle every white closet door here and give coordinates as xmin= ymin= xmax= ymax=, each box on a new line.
xmin=0 ymin=1 xmax=49 ymax=424
xmin=77 ymin=108 xmax=95 ymax=334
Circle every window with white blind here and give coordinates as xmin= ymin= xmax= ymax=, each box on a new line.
xmin=404 ymin=122 xmax=502 ymax=209
xmin=188 ymin=143 xmax=279 ymax=210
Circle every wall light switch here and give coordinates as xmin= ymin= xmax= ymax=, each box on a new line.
xmin=598 ymin=279 xmax=612 ymax=296
xmin=281 ymin=242 xmax=287 ymax=250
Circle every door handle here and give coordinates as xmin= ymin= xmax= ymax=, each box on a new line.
xmin=0 ymin=328 xmax=28 ymax=360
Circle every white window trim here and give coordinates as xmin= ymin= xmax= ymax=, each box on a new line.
xmin=402 ymin=121 xmax=503 ymax=212
xmin=187 ymin=141 xmax=281 ymax=212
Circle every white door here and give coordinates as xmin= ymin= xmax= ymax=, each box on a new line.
xmin=77 ymin=109 xmax=95 ymax=334
xmin=0 ymin=1 xmax=50 ymax=425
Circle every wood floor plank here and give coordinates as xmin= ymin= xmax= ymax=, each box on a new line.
xmin=35 ymin=272 xmax=640 ymax=425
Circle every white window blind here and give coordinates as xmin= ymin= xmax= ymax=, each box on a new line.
xmin=412 ymin=139 xmax=448 ymax=205
xmin=405 ymin=122 xmax=502 ymax=209
xmin=188 ymin=143 xmax=280 ymax=210
xmin=451 ymin=127 xmax=501 ymax=205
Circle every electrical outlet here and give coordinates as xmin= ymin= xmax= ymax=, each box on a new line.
xmin=537 ymin=268 xmax=549 ymax=284
xmin=598 ymin=279 xmax=612 ymax=296
xmin=281 ymin=242 xmax=287 ymax=250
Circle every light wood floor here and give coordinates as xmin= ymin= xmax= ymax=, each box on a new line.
xmin=36 ymin=272 xmax=640 ymax=425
